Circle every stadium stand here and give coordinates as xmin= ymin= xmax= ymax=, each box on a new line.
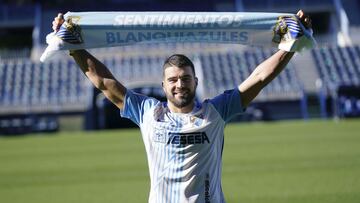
xmin=3 ymin=43 xmax=360 ymax=133
xmin=197 ymin=49 xmax=304 ymax=101
xmin=0 ymin=59 xmax=92 ymax=114
xmin=311 ymin=45 xmax=360 ymax=118
xmin=1 ymin=45 xmax=309 ymax=133
xmin=1 ymin=0 xmax=360 ymax=134
xmin=0 ymin=58 xmax=92 ymax=134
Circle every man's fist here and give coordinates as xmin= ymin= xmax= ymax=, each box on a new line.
xmin=297 ymin=10 xmax=312 ymax=29
xmin=52 ymin=13 xmax=64 ymax=32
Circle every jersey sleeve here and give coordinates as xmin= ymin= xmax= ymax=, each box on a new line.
xmin=120 ymin=89 xmax=160 ymax=126
xmin=208 ymin=88 xmax=245 ymax=123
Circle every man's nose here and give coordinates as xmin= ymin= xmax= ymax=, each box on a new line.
xmin=176 ymin=78 xmax=184 ymax=87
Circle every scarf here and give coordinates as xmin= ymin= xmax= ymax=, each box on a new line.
xmin=40 ymin=11 xmax=315 ymax=62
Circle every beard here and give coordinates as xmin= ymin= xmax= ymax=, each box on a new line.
xmin=165 ymin=88 xmax=196 ymax=108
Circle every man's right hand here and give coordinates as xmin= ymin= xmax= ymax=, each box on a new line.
xmin=52 ymin=13 xmax=64 ymax=32
xmin=52 ymin=12 xmax=127 ymax=110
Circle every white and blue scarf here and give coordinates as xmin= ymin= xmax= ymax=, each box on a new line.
xmin=40 ymin=11 xmax=315 ymax=62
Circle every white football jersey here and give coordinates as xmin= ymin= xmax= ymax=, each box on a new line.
xmin=121 ymin=88 xmax=244 ymax=203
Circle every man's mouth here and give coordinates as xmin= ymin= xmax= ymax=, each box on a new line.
xmin=173 ymin=91 xmax=188 ymax=96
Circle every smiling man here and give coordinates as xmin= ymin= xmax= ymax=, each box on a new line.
xmin=118 ymin=53 xmax=244 ymax=202
xmin=162 ymin=55 xmax=198 ymax=112
xmin=53 ymin=10 xmax=311 ymax=203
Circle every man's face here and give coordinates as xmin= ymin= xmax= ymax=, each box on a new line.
xmin=162 ymin=65 xmax=197 ymax=109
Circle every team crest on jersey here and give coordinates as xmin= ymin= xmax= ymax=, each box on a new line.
xmin=190 ymin=116 xmax=196 ymax=123
xmin=189 ymin=115 xmax=203 ymax=126
xmin=153 ymin=128 xmax=166 ymax=143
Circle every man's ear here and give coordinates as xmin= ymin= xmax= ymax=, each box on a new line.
xmin=195 ymin=77 xmax=198 ymax=86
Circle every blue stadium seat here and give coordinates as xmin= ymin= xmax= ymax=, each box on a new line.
xmin=312 ymin=46 xmax=360 ymax=90
xmin=193 ymin=48 xmax=304 ymax=101
xmin=6 ymin=44 xmax=360 ymax=123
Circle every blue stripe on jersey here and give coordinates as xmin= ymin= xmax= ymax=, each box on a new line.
xmin=152 ymin=140 xmax=160 ymax=201
xmin=165 ymin=115 xmax=178 ymax=203
xmin=177 ymin=116 xmax=181 ymax=203
xmin=166 ymin=126 xmax=171 ymax=203
xmin=171 ymin=115 xmax=180 ymax=203
xmin=156 ymin=122 xmax=162 ymax=202
xmin=160 ymin=119 xmax=169 ymax=203
xmin=177 ymin=137 xmax=183 ymax=203
xmin=158 ymin=141 xmax=165 ymax=201
xmin=178 ymin=141 xmax=185 ymax=203
xmin=160 ymin=132 xmax=166 ymax=202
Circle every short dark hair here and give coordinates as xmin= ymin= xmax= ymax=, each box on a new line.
xmin=163 ymin=54 xmax=195 ymax=76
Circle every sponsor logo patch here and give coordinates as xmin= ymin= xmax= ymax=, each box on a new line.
xmin=167 ymin=132 xmax=209 ymax=145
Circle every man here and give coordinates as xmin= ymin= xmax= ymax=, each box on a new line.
xmin=53 ymin=10 xmax=311 ymax=203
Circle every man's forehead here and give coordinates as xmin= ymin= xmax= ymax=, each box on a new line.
xmin=163 ymin=66 xmax=194 ymax=78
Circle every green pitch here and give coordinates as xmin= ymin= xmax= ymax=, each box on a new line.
xmin=1 ymin=119 xmax=359 ymax=203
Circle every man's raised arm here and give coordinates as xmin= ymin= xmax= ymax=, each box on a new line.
xmin=70 ymin=50 xmax=127 ymax=109
xmin=53 ymin=14 xmax=127 ymax=109
xmin=238 ymin=10 xmax=311 ymax=108
xmin=238 ymin=50 xmax=294 ymax=108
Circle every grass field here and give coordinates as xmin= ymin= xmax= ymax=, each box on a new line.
xmin=1 ymin=119 xmax=360 ymax=203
